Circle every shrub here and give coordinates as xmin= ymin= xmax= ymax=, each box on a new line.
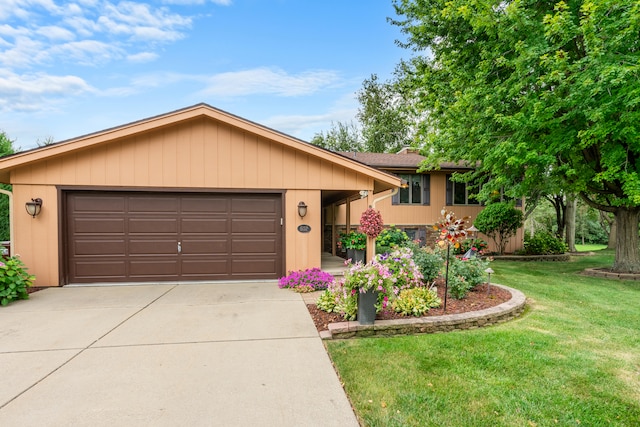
xmin=524 ymin=231 xmax=568 ymax=255
xmin=474 ymin=202 xmax=523 ymax=254
xmin=316 ymin=288 xmax=340 ymax=313
xmin=278 ymin=268 xmax=334 ymax=293
xmin=0 ymin=256 xmax=34 ymax=306
xmin=445 ymin=256 xmax=490 ymax=299
xmin=392 ymin=287 xmax=441 ymax=316
xmin=410 ymin=243 xmax=444 ymax=283
xmin=376 ymin=226 xmax=410 ymax=254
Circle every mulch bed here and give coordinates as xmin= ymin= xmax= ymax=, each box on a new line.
xmin=307 ymin=281 xmax=512 ymax=333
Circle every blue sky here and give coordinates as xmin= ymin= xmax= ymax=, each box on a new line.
xmin=1 ymin=0 xmax=408 ymax=151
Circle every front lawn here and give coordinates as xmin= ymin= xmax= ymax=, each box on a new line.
xmin=326 ymin=250 xmax=640 ymax=426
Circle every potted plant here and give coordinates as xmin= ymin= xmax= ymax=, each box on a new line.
xmin=343 ymin=260 xmax=392 ymax=325
xmin=339 ymin=230 xmax=367 ymax=263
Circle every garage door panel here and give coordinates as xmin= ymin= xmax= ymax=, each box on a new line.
xmin=232 ymin=239 xmax=276 ymax=255
xmin=66 ymin=192 xmax=282 ymax=283
xmin=129 ymin=218 xmax=178 ymax=234
xmin=182 ymin=239 xmax=228 ymax=255
xmin=181 ymin=197 xmax=229 ymax=213
xmin=129 ymin=240 xmax=178 ymax=255
xmin=73 ymin=196 xmax=125 ymax=213
xmin=74 ymin=261 xmax=127 ymax=279
xmin=128 ymin=197 xmax=179 ymax=213
xmin=231 ymin=198 xmax=277 ymax=214
xmin=129 ymin=260 xmax=179 ymax=277
xmin=181 ymin=259 xmax=229 ymax=276
xmin=181 ymin=218 xmax=228 ymax=234
xmin=232 ymin=259 xmax=278 ymax=276
xmin=74 ymin=240 xmax=126 ymax=256
xmin=231 ymin=218 xmax=278 ymax=234
xmin=74 ymin=218 xmax=125 ymax=234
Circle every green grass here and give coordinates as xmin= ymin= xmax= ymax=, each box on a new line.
xmin=326 ymin=250 xmax=640 ymax=426
xmin=575 ymin=243 xmax=608 ymax=252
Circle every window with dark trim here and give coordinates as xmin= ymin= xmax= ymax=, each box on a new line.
xmin=392 ymin=174 xmax=430 ymax=205
xmin=446 ymin=174 xmax=480 ymax=205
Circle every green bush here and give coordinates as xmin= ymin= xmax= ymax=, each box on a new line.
xmin=316 ymin=289 xmax=339 ymax=313
xmin=392 ymin=287 xmax=441 ymax=316
xmin=410 ymin=244 xmax=443 ymax=283
xmin=376 ymin=225 xmax=410 ymax=254
xmin=0 ymin=256 xmax=34 ymax=306
xmin=445 ymin=256 xmax=490 ymax=299
xmin=474 ymin=202 xmax=523 ymax=254
xmin=524 ymin=231 xmax=568 ymax=255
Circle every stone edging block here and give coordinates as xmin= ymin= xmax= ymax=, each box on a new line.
xmin=325 ymin=284 xmax=526 ymax=340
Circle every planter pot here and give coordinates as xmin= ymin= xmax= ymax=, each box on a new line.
xmin=347 ymin=249 xmax=366 ymax=264
xmin=357 ymin=289 xmax=378 ymax=325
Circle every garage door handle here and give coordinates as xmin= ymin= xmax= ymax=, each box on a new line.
xmin=177 ymin=242 xmax=182 ymax=254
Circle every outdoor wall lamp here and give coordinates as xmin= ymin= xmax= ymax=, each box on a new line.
xmin=25 ymin=198 xmax=43 ymax=218
xmin=297 ymin=201 xmax=308 ymax=218
xmin=400 ymin=179 xmax=409 ymax=189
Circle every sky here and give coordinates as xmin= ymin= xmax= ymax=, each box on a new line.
xmin=0 ymin=0 xmax=409 ymax=151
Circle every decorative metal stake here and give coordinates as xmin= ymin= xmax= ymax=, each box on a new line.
xmin=444 ymin=243 xmax=450 ymax=312
xmin=485 ymin=267 xmax=494 ymax=296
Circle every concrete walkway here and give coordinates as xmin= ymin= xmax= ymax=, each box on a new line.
xmin=0 ymin=282 xmax=359 ymax=427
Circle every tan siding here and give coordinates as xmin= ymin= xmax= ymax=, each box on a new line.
xmin=12 ymin=185 xmax=59 ymax=286
xmin=285 ymin=189 xmax=321 ymax=272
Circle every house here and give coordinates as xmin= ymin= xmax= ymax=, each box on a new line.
xmin=0 ymin=104 xmax=400 ymax=286
xmin=328 ymin=148 xmax=524 ymax=253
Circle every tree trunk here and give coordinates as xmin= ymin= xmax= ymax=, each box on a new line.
xmin=608 ymin=217 xmax=617 ymax=249
xmin=612 ymin=207 xmax=640 ymax=273
xmin=565 ymin=195 xmax=577 ymax=252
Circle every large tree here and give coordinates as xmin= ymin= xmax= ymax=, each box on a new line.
xmin=392 ymin=0 xmax=640 ymax=272
xmin=0 ymin=131 xmax=15 ymax=242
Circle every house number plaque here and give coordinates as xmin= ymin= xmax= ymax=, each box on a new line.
xmin=297 ymin=224 xmax=311 ymax=233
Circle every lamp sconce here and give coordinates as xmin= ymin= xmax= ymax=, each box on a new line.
xmin=25 ymin=198 xmax=43 ymax=218
xmin=400 ymin=179 xmax=409 ymax=189
xmin=297 ymin=201 xmax=308 ymax=218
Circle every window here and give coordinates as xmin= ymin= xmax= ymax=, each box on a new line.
xmin=446 ymin=174 xmax=480 ymax=205
xmin=393 ymin=174 xmax=430 ymax=205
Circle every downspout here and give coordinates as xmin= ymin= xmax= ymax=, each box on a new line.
xmin=0 ymin=188 xmax=13 ymax=254
xmin=371 ymin=179 xmax=407 ymax=209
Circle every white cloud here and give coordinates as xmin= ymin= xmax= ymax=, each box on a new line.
xmin=51 ymin=40 xmax=124 ymax=66
xmin=162 ymin=0 xmax=231 ymax=5
xmin=201 ymin=67 xmax=342 ymax=97
xmin=37 ymin=25 xmax=76 ymax=41
xmin=127 ymin=51 xmax=159 ymax=63
xmin=0 ymin=70 xmax=94 ymax=112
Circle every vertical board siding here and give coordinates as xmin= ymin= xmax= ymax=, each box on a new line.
xmin=10 ymin=117 xmax=378 ymax=191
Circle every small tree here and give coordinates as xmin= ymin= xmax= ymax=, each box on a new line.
xmin=474 ymin=203 xmax=523 ymax=255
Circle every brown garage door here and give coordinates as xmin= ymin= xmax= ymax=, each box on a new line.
xmin=65 ymin=192 xmax=283 ymax=284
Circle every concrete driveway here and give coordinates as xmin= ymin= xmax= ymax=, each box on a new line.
xmin=0 ymin=282 xmax=359 ymax=426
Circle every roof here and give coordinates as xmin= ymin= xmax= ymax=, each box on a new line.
xmin=0 ymin=103 xmax=401 ymax=192
xmin=337 ymin=149 xmax=474 ymax=171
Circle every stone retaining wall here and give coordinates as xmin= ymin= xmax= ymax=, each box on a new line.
xmin=583 ymin=268 xmax=640 ymax=281
xmin=493 ymin=254 xmax=570 ymax=262
xmin=324 ymin=284 xmax=526 ymax=340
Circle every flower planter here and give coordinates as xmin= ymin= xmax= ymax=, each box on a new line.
xmin=357 ymin=289 xmax=378 ymax=325
xmin=347 ymin=249 xmax=366 ymax=264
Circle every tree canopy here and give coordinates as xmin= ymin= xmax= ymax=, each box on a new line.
xmin=0 ymin=131 xmax=15 ymax=242
xmin=391 ymin=0 xmax=640 ymax=272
